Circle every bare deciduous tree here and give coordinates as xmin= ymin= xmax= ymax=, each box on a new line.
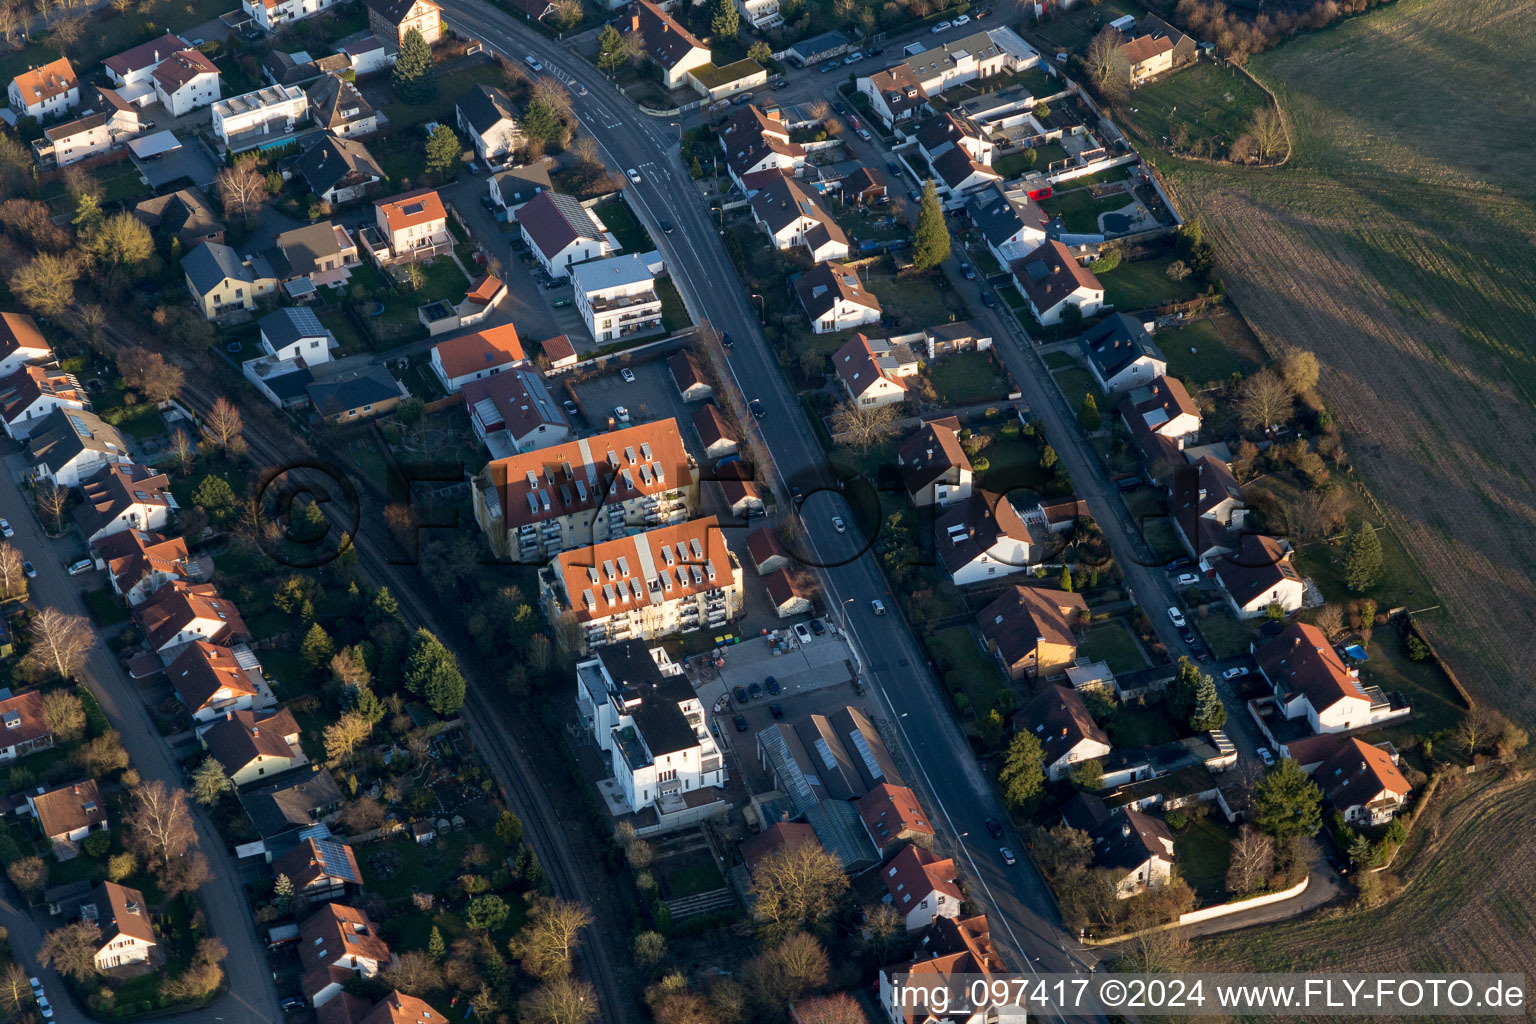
xmin=35 ymin=480 xmax=68 ymax=530
xmin=508 ymin=897 xmax=593 ymax=979
xmin=323 ymin=711 xmax=373 ymax=767
xmin=1225 ymin=825 xmax=1274 ymax=894
xmin=830 ymin=400 xmax=899 ymax=454
xmin=27 ymin=608 xmax=94 ymax=680
xmin=215 ymin=156 xmax=269 ymax=220
xmin=746 ymin=840 xmax=849 ymax=936
xmin=39 ymin=921 xmax=100 ymax=981
xmin=10 ymin=252 xmax=79 ymax=317
xmin=127 ymin=780 xmax=197 ymax=867
xmin=1236 ymin=367 xmax=1295 ymax=431
xmin=160 ymin=850 xmax=212 ymax=899
xmin=384 ymin=950 xmax=443 ymax=995
xmin=203 ymin=396 xmax=245 ymax=453
xmin=0 ymin=962 xmax=30 ymax=1013
xmin=42 ymin=689 xmax=86 ymax=742
xmin=1249 ymin=105 xmax=1287 ymax=161
xmin=519 ymin=977 xmax=598 ymax=1024
xmin=118 ymin=347 xmax=184 ymax=404
xmin=748 ymin=931 xmax=828 ymax=1005
xmin=569 ymin=135 xmax=601 ymax=168
xmin=533 ymin=76 xmax=572 ymax=118
xmin=1085 ymin=27 xmax=1131 ymax=97
xmin=795 ymin=993 xmax=867 ymax=1024
xmin=168 ymin=428 xmax=197 ymax=476
xmin=0 ymin=541 xmax=23 ymax=599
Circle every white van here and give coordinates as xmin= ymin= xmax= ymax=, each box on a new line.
xmin=870 ymin=599 xmax=886 ymax=615
xmin=66 ymin=559 xmax=93 ymax=576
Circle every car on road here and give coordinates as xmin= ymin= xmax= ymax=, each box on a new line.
xmin=769 ymin=77 xmax=788 ymax=90
xmin=620 ymin=367 xmax=636 ymax=383
xmin=0 ymin=519 xmax=10 ymax=538
xmin=733 ymin=685 xmax=749 ymax=703
xmin=933 ymin=20 xmax=951 ymax=33
xmin=749 ymin=681 xmax=763 ymax=700
xmin=984 ymin=816 xmax=1003 ymax=838
xmin=809 ymin=618 xmax=826 ymax=636
xmin=868 ymin=46 xmax=885 ymax=56
xmin=952 ymin=13 xmax=970 ymax=25
xmin=542 ymin=277 xmax=565 ymax=290
xmin=467 ymin=160 xmax=481 ymax=175
xmin=908 ymin=187 xmax=922 ymax=202
xmin=870 ymin=599 xmax=885 ymax=615
xmin=794 ymin=622 xmax=813 ymax=644
xmin=1257 ymin=746 xmax=1275 ymax=767
xmin=734 ymin=714 xmax=749 ymax=732
xmin=660 ymin=219 xmax=674 ymax=234
xmin=1175 ymin=572 xmax=1199 ymax=586
xmin=721 ymin=330 xmax=734 ymax=348
xmin=576 ymin=83 xmax=588 ymax=96
xmin=1180 ymin=629 xmax=1196 ymax=646
xmin=765 ymin=676 xmax=781 ymax=695
xmin=66 ymin=559 xmax=92 ymax=576
xmin=749 ymin=399 xmax=765 ymax=419
xmin=960 ymin=262 xmax=976 ymax=279
xmin=853 ymin=677 xmax=866 ymax=694
xmin=999 ymin=846 xmax=1017 ymax=866
xmin=848 ymin=115 xmax=862 ymax=130
xmin=831 ymin=516 xmax=847 ymax=534
xmin=613 ymin=405 xmax=631 ymax=423
xmin=857 ymin=128 xmax=872 ymax=141
xmin=1166 ymin=557 xmax=1194 ymax=571
xmin=731 ymin=91 xmax=754 ymax=105
xmin=282 ymin=997 xmax=309 ymax=1013
xmin=1223 ymin=666 xmax=1250 ymax=681
xmin=480 ymin=195 xmax=497 ymax=212
xmin=843 ymin=51 xmax=861 ymax=64
xmin=769 ymin=702 xmax=783 ymax=719
xmin=626 ymin=168 xmax=642 ymax=184
xmin=980 ymin=290 xmax=997 ymax=308
xmin=1167 ymin=606 xmax=1186 ymax=628
xmin=524 ymin=54 xmax=543 ymax=71
xmin=22 ymin=561 xmax=35 ymax=579
xmin=820 ymin=61 xmax=841 ymax=73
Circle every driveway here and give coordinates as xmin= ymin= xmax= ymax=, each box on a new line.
xmin=0 ymin=484 xmax=282 ymax=1024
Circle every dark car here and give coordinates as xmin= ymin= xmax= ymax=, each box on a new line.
xmin=980 ymin=290 xmax=997 ymax=308
xmin=868 ymin=46 xmax=885 ymax=56
xmin=1166 ymin=557 xmax=1195 ymax=571
xmin=542 ymin=277 xmax=564 ymax=290
xmin=282 ymin=997 xmax=309 ymax=1013
xmin=820 ymin=61 xmax=841 ymax=73
xmin=1000 ymin=847 xmax=1018 ymax=866
xmin=748 ymin=682 xmax=763 ymax=700
xmin=1180 ymin=630 xmax=1196 ymax=646
xmin=887 ymin=161 xmax=904 ymax=178
xmin=765 ymin=676 xmax=781 ymax=695
xmin=660 ymin=219 xmax=674 ymax=234
xmin=852 ymin=677 xmax=866 ymax=695
xmin=960 ymin=262 xmax=976 ymax=280
xmin=809 ymin=619 xmax=826 ymax=636
xmin=733 ymin=684 xmax=749 ymax=703
xmin=769 ymin=702 xmax=783 ymax=719
xmin=734 ymin=714 xmax=749 ymax=732
xmin=721 ymin=330 xmax=734 ymax=348
xmin=749 ymin=399 xmax=766 ymax=419
xmin=984 ymin=816 xmax=1003 ymax=839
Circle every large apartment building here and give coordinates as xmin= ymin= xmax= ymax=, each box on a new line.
xmin=473 ymin=419 xmax=698 ymax=562
xmin=575 ymin=641 xmax=725 ymax=815
xmin=540 ymin=515 xmax=743 ymax=653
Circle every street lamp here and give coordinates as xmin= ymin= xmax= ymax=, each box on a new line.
xmin=750 ymin=292 xmax=766 ymax=324
xmin=841 ymin=596 xmax=856 ymax=633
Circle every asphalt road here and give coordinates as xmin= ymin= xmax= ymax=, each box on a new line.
xmin=0 ymin=475 xmax=282 ymax=1024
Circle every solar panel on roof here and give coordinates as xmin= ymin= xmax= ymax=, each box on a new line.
xmin=67 ymin=413 xmax=92 ymax=439
xmin=314 ymin=840 xmax=359 ymax=882
xmin=849 ymin=729 xmax=886 ymax=781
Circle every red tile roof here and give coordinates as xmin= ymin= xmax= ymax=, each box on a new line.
xmin=1010 ymin=239 xmax=1102 ymax=315
xmin=541 ymin=334 xmax=576 ymax=365
xmin=10 ymin=57 xmax=77 ymax=105
xmin=31 ymin=779 xmax=106 ymax=838
xmin=856 ymin=782 xmax=934 ymax=846
xmin=0 ymin=690 xmax=51 ymax=750
xmin=166 ymin=640 xmax=258 ymax=715
xmin=881 ymin=844 xmax=960 ymax=908
xmin=1316 ymin=738 xmax=1411 ymax=811
xmin=376 ymin=188 xmax=446 ymax=235
xmin=0 ymin=313 xmax=48 ymax=362
xmin=745 ymin=525 xmax=788 ymax=571
xmin=94 ymin=528 xmax=188 ymax=599
xmin=150 ymin=49 xmax=218 ymax=92
xmin=739 ymin=821 xmax=820 ymax=874
xmin=299 ymin=903 xmax=392 ymax=976
xmin=135 ymin=581 xmax=247 ymax=651
xmin=434 ymin=323 xmax=524 ymax=381
xmin=1256 ymin=622 xmax=1369 ymax=715
xmin=554 ymin=516 xmax=733 ymax=623
xmin=200 ymin=708 xmax=301 ymax=775
xmin=102 ymin=33 xmax=186 ymax=77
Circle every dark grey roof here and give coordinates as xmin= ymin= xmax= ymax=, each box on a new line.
xmin=456 ymin=83 xmax=518 ymax=136
xmin=306 ymin=73 xmax=374 ymax=131
xmin=305 ymin=365 xmax=400 ymax=417
xmin=492 ymin=162 xmax=552 ymax=207
xmin=181 ymin=241 xmax=251 ymax=294
xmin=262 ymin=364 xmax=315 ymax=402
xmin=1089 ymin=805 xmax=1174 ymax=872
xmin=240 ymin=771 xmax=344 ymax=838
xmin=259 ymin=307 xmax=328 ymax=350
xmin=27 ymin=408 xmax=128 ymax=473
xmin=273 ymin=222 xmax=344 ymax=278
xmin=292 ymin=136 xmax=383 ymax=198
xmin=967 ymin=182 xmax=1044 ymax=247
xmin=1078 ymin=313 xmax=1166 ymax=380
xmin=596 ymin=641 xmax=696 ymax=757
xmin=804 ymin=799 xmax=878 ymax=870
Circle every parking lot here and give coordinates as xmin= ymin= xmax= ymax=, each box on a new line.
xmin=567 ymin=352 xmax=694 ymax=437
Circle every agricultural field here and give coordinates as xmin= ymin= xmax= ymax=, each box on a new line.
xmin=1161 ymin=0 xmax=1536 ymax=720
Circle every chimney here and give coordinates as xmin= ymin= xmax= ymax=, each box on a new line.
xmin=631 ymin=12 xmax=640 ymax=31
xmin=1061 ymin=727 xmax=1068 ymax=737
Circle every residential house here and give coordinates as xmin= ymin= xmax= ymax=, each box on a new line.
xmin=300 ymin=903 xmax=394 ymax=1007
xmin=977 ymin=585 xmax=1088 ymax=681
xmin=102 ymin=33 xmax=187 ymax=95
xmin=199 ymin=707 xmax=305 ymax=786
xmin=76 ymin=882 xmax=157 ymax=969
xmin=856 ymin=64 xmax=929 ymax=130
xmin=750 ymin=174 xmax=848 ymax=262
xmin=333 ymin=32 xmax=395 ymax=77
xmin=0 ymin=690 xmax=53 ymax=763
xmin=151 ymin=50 xmax=221 ymax=117
xmin=259 ymin=307 xmax=337 ymax=366
xmin=135 ymin=580 xmax=249 ymax=657
xmin=718 ymin=104 xmax=805 ymax=190
xmin=133 ymin=188 xmax=225 ymax=249
xmin=268 ymin=221 xmax=359 ymax=290
xmin=1169 ymin=455 xmax=1245 ymax=563
xmin=1215 ymin=533 xmax=1304 ymax=619
xmin=244 ymin=356 xmax=315 ymax=411
xmin=0 ymin=313 xmax=51 ymax=378
xmin=0 ymin=364 xmax=87 ymax=440
xmin=1011 ymin=239 xmax=1105 ymax=326
xmin=93 ymin=529 xmax=190 ymax=606
xmin=8 ymin=58 xmax=79 ymax=121
xmin=573 ymin=252 xmax=665 ymax=342
xmin=272 ymin=836 xmax=363 ymax=903
xmin=668 ymin=350 xmax=713 ymax=403
xmin=517 ymin=190 xmax=619 ymax=279
xmin=372 ymin=188 xmax=450 ymax=262
xmin=541 ymin=516 xmax=744 ymax=653
xmin=1015 ymin=684 xmax=1111 ymax=780
xmin=455 ymin=84 xmax=520 ymax=165
xmin=25 ymin=408 xmax=130 ymax=489
xmin=307 ymin=74 xmax=377 ymax=137
xmin=431 ymin=323 xmax=524 ymax=393
xmin=757 ymin=705 xmax=901 ymax=817
xmin=1119 ymin=16 xmax=1195 ymax=84
xmin=800 ymin=263 xmax=882 ymax=336
xmin=357 ymin=993 xmax=450 ymax=1024
xmin=305 ymin=365 xmax=406 ymax=422
xmin=916 ymin=113 xmax=999 ymax=205
xmin=1063 ymin=794 xmax=1175 ymax=896
xmin=488 ymin=161 xmax=552 ymax=215
xmin=1119 ymin=375 xmax=1199 ymax=447
xmin=30 ymin=87 xmax=144 ymax=169
xmin=1312 ymin=737 xmax=1411 ymax=826
xmin=541 ymin=333 xmax=577 ymax=369
xmin=877 ymin=915 xmax=1004 ymax=1024
xmin=167 ymin=641 xmax=264 ymax=723
xmin=898 ymin=26 xmax=1036 ymax=96
xmin=763 ymin=567 xmax=810 ymax=617
xmin=935 ymin=491 xmax=1040 ymax=586
xmin=856 ymin=782 xmax=934 ymax=859
xmin=923 ymin=320 xmax=992 ymax=358
xmin=739 ymin=823 xmax=820 ymax=876
xmin=745 ymin=525 xmax=788 ymax=575
xmin=832 ymin=332 xmax=913 ymax=408
xmin=717 ymin=463 xmax=763 ymax=519
xmin=472 ymin=419 xmax=699 ymax=560
xmin=733 ymin=0 xmax=781 ymax=30
xmin=881 ymin=846 xmax=961 ymax=934
xmin=629 ymin=0 xmax=711 ymax=90
xmin=897 ymin=416 xmax=972 ymax=508
xmin=29 ymin=780 xmax=108 ymax=848
xmin=240 ymin=771 xmax=344 ymax=841
xmin=242 ymin=0 xmax=349 ymax=33
xmin=182 ymin=241 xmax=278 ymax=319
xmin=1079 ymin=312 xmax=1166 ymax=393
xmin=1256 ymin=622 xmax=1386 ymax=735
xmin=461 ymin=365 xmax=569 ymax=456
xmin=693 ymin=403 xmax=738 ymax=459
xmin=293 ymin=135 xmax=384 ymax=205
xmin=966 ymin=181 xmax=1048 ymax=264
xmin=212 ymin=84 xmax=308 ymax=151
xmin=840 ymin=166 xmax=888 ymax=206
xmin=574 ymin=642 xmax=725 ymax=815
xmin=365 ymin=0 xmax=441 ymax=46
xmin=262 ymin=50 xmax=354 ymax=89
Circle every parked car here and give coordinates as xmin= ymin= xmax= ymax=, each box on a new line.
xmin=1180 ymin=630 xmax=1196 ymax=646
xmin=868 ymin=46 xmax=885 ymax=56
xmin=563 ymin=400 xmax=579 ymax=417
xmin=1166 ymin=557 xmax=1194 ymax=571
xmin=794 ymin=622 xmax=813 ymax=644
xmin=765 ymin=676 xmax=781 ymax=695
xmin=552 ymin=298 xmax=572 ymax=308
xmin=933 ymin=21 xmax=952 ymax=34
xmin=980 ymin=290 xmax=997 ymax=308
xmin=952 ymin=13 xmax=970 ymax=25
xmin=769 ymin=702 xmax=783 ymax=720
xmin=467 ymin=160 xmax=482 ymax=175
xmin=857 ymin=128 xmax=872 ymax=141
xmin=731 ymin=91 xmax=754 ymax=105
xmin=960 ymin=262 xmax=976 ymax=279
xmin=749 ymin=399 xmax=765 ymax=419
xmin=22 ymin=561 xmax=35 ymax=579
xmin=1175 ymin=572 xmax=1199 ymax=586
xmin=849 ymin=115 xmax=862 ymax=130
xmin=831 ymin=516 xmax=846 ymax=534
xmin=749 ymin=682 xmax=763 ymax=700
xmin=999 ymin=846 xmax=1017 ymax=866
xmin=282 ymin=997 xmax=309 ymax=1013
xmin=1223 ymin=666 xmax=1250 ymax=681
xmin=809 ymin=619 xmax=826 ymax=636
xmin=870 ymin=599 xmax=885 ymax=615
xmin=66 ymin=559 xmax=92 ymax=576
xmin=542 ymin=277 xmax=564 ymax=290
xmin=853 ymin=677 xmax=866 ymax=694
xmin=1167 ymin=606 xmax=1186 ymax=627
xmin=984 ymin=816 xmax=1003 ymax=838
xmin=613 ymin=406 xmax=631 ymax=423
xmin=721 ymin=330 xmax=734 ymax=348
xmin=620 ymin=367 xmax=636 ymax=383
xmin=660 ymin=219 xmax=674 ymax=234
xmin=843 ymin=51 xmax=862 ymax=64
xmin=734 ymin=714 xmax=749 ymax=732
xmin=733 ymin=685 xmax=749 ymax=703
xmin=0 ymin=519 xmax=11 ymax=538
xmin=524 ymin=54 xmax=543 ymax=71
xmin=1257 ymin=746 xmax=1275 ymax=767
xmin=820 ymin=61 xmax=841 ymax=73
xmin=626 ymin=168 xmax=642 ymax=184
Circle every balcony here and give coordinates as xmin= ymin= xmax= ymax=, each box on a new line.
xmin=588 ymin=288 xmax=660 ymax=314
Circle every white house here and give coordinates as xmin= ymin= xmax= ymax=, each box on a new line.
xmin=936 ymin=491 xmax=1039 ymax=586
xmin=29 ymin=780 xmax=108 ymax=847
xmin=1215 ymin=534 xmax=1305 ymax=619
xmin=299 ymin=904 xmax=394 ymax=1008
xmin=629 ymin=0 xmax=712 ymax=90
xmin=0 ymin=691 xmax=54 ymax=764
xmin=94 ymin=529 xmax=190 ymax=607
xmin=31 ymin=88 xmax=145 ymax=169
xmin=134 ymin=581 xmax=248 ymax=657
xmin=1121 ymin=375 xmax=1200 ymax=447
xmin=897 ymin=416 xmax=973 ymax=508
xmin=25 ymin=408 xmax=130 ymax=490
xmin=8 ymin=58 xmax=79 ymax=121
xmin=211 ymin=84 xmax=307 ymax=151
xmin=455 ymin=84 xmax=520 ymax=166
xmin=166 ymin=640 xmax=263 ymax=722
xmin=718 ymin=104 xmax=804 ymax=189
xmin=81 ymin=883 xmax=157 ymax=969
xmin=430 ymin=323 xmax=524 ymax=393
xmin=76 ymin=463 xmax=175 ymax=546
xmin=1011 ymin=239 xmax=1105 ymax=326
xmin=1064 ymin=796 xmax=1176 ymax=897
xmin=461 ymin=365 xmax=568 ymax=457
xmin=102 ymin=33 xmax=187 ymax=97
xmin=880 ymin=845 xmax=961 ymax=931
xmin=897 ymin=26 xmax=1037 ymax=96
xmin=750 ymin=174 xmax=848 ymax=263
xmin=259 ymin=307 xmax=336 ymax=365
xmin=856 ymin=64 xmax=928 ymax=130
xmin=1257 ymin=622 xmax=1390 ymax=735
xmin=1314 ymin=738 xmax=1412 ymax=826
xmin=0 ymin=313 xmax=51 ymax=378
xmin=0 ymin=364 xmax=87 ymax=440
xmin=1079 ymin=313 xmax=1167 ymax=394
xmin=151 ymin=50 xmax=221 ymax=117
xmin=488 ymin=162 xmax=552 ymax=215
xmin=574 ymin=642 xmax=725 ymax=814
xmin=832 ymin=331 xmax=913 ymax=408
xmin=307 ymin=73 xmax=377 ymax=137
xmin=966 ymin=182 xmax=1049 ymax=265
xmin=242 ymin=0 xmax=347 ymax=33
xmin=373 ymin=188 xmax=450 ymax=260
xmin=734 ymin=0 xmax=781 ymax=30
xmin=572 ymin=252 xmax=664 ymax=343
xmin=797 ymin=261 xmax=882 ymax=337
xmin=517 ymin=190 xmax=619 ymax=279
xmin=1016 ymin=684 xmax=1111 ymax=780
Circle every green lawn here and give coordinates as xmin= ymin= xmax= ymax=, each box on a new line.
xmin=82 ymin=587 xmax=129 ymax=626
xmin=994 ymin=150 xmax=1047 ymax=181
xmin=867 ymin=271 xmax=969 ymax=334
xmin=978 ymin=430 xmax=1070 ymax=498
xmin=1103 ymin=698 xmax=1178 ymax=749
xmin=1042 ymin=351 xmax=1078 ymax=371
xmin=362 ymin=828 xmax=501 ymax=900
xmin=1020 ymin=0 xmax=1143 ymax=52
xmin=656 ymin=276 xmax=690 ymax=333
xmin=1051 ymin=365 xmax=1100 ymax=405
xmin=1040 ymin=187 xmax=1135 ymax=234
xmin=1120 ymin=59 xmax=1274 ymax=159
xmin=1078 ymin=621 xmax=1148 ymax=675
xmin=593 ymin=196 xmax=655 ymax=255
xmin=1101 ymin=257 xmax=1203 ymax=313
xmin=1177 ymin=816 xmax=1236 ymax=906
xmin=0 ymin=0 xmax=230 ymax=87
xmin=399 ymin=358 xmax=448 ymax=402
xmin=657 ymin=849 xmax=726 ymax=899
xmin=36 ymin=160 xmax=147 ymax=215
xmin=1159 ymin=319 xmax=1256 ymax=389
xmin=929 ymin=350 xmax=1010 ymax=406
xmin=382 ymin=63 xmax=508 ymax=133
xmin=319 ymin=309 xmax=369 ymax=356
xmin=1350 ymin=633 xmax=1465 ymax=740
xmin=1294 ymin=523 xmax=1433 ymax=614
xmin=1194 ymin=608 xmax=1258 ymax=660
xmin=930 ymin=625 xmax=1009 ymax=718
